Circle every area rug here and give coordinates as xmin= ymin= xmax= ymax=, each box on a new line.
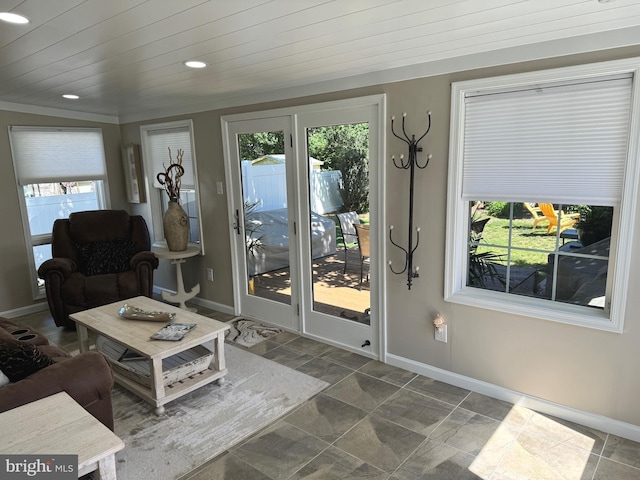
xmin=111 ymin=344 xmax=328 ymax=480
xmin=225 ymin=317 xmax=283 ymax=348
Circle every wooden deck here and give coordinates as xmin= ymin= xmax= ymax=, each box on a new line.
xmin=252 ymin=248 xmax=371 ymax=324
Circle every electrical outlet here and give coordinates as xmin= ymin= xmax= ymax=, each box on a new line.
xmin=206 ymin=267 xmax=214 ymax=282
xmin=435 ymin=324 xmax=447 ymax=343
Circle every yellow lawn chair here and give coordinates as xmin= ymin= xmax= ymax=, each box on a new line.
xmin=524 ymin=202 xmax=546 ymax=229
xmin=538 ymin=203 xmax=580 ymax=234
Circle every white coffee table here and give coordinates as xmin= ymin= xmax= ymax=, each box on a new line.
xmin=0 ymin=391 xmax=124 ymax=479
xmin=71 ymin=296 xmax=230 ymax=415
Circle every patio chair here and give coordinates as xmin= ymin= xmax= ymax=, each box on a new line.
xmin=524 ymin=202 xmax=547 ymax=229
xmin=336 ymin=211 xmax=360 ymax=274
xmin=354 ymin=224 xmax=370 ymax=290
xmin=538 ymin=203 xmax=580 ymax=234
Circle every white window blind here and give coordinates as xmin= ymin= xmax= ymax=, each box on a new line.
xmin=146 ymin=126 xmax=195 ymax=189
xmin=10 ymin=127 xmax=106 ymax=185
xmin=461 ymin=76 xmax=632 ymax=206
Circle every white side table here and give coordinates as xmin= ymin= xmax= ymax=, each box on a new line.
xmin=153 ymin=244 xmax=201 ymax=311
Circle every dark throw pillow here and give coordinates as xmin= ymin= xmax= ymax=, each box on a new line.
xmin=0 ymin=339 xmax=53 ymax=382
xmin=76 ymin=240 xmax=137 ymax=276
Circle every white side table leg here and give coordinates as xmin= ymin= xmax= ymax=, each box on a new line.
xmin=161 ymin=258 xmax=200 ymax=311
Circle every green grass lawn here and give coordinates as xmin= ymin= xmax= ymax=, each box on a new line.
xmin=476 ymin=217 xmax=563 ymax=270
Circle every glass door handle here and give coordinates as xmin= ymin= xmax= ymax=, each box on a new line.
xmin=233 ymin=209 xmax=241 ymax=235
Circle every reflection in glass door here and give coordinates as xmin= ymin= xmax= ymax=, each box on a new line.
xmin=306 ymin=124 xmax=370 ymax=325
xmin=237 ymin=131 xmax=291 ymax=307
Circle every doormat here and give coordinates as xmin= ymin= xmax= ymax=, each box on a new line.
xmin=225 ymin=317 xmax=283 ymax=348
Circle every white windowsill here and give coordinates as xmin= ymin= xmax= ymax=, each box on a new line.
xmin=446 ymin=287 xmax=621 ymax=333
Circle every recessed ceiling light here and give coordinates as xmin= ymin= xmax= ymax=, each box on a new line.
xmin=0 ymin=12 xmax=29 ymax=24
xmin=62 ymin=94 xmax=79 ymax=100
xmin=184 ymin=60 xmax=207 ymax=69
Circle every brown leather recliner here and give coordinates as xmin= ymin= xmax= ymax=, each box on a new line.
xmin=38 ymin=210 xmax=159 ymax=328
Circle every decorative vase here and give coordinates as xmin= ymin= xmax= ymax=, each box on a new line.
xmin=163 ymin=198 xmax=189 ymax=251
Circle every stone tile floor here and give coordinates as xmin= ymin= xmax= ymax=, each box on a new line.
xmin=13 ymin=305 xmax=640 ymax=480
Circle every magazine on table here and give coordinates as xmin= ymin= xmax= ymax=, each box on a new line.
xmin=150 ymin=323 xmax=197 ymax=341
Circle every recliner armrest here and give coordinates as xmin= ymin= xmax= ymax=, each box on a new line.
xmin=130 ymin=251 xmax=159 ymax=270
xmin=37 ymin=257 xmax=77 ymax=279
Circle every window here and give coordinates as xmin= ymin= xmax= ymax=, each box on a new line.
xmin=445 ymin=59 xmax=640 ymax=332
xmin=467 ymin=201 xmax=612 ymax=307
xmin=140 ymin=120 xmax=203 ymax=250
xmin=9 ymin=127 xmax=109 ymax=298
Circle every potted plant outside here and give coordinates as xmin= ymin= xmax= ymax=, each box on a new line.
xmin=575 ymin=206 xmax=613 ymax=246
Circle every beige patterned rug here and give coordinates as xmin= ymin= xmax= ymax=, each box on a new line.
xmin=112 ymin=344 xmax=328 ymax=480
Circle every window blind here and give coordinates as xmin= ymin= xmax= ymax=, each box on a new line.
xmin=146 ymin=126 xmax=195 ymax=189
xmin=461 ymin=76 xmax=633 ymax=206
xmin=10 ymin=127 xmax=106 ymax=185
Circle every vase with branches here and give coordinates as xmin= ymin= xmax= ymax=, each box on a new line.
xmin=157 ymin=147 xmax=189 ymax=251
xmin=156 ymin=147 xmax=185 ymax=200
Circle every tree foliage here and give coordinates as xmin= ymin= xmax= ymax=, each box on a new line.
xmin=238 ymin=132 xmax=284 ymax=161
xmin=308 ymin=123 xmax=369 ymax=213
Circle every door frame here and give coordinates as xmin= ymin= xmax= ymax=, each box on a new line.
xmin=221 ymin=95 xmax=387 ymax=360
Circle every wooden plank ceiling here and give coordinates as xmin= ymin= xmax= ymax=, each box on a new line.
xmin=0 ymin=0 xmax=638 ymax=122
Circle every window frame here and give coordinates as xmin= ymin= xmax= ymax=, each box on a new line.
xmin=9 ymin=127 xmax=110 ymax=300
xmin=139 ymin=119 xmax=204 ymax=253
xmin=445 ymin=58 xmax=640 ymax=333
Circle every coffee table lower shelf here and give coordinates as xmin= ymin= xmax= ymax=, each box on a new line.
xmin=113 ymin=364 xmax=227 ymax=415
xmin=96 ymin=334 xmax=228 ymax=415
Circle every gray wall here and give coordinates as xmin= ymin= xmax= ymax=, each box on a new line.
xmin=2 ymin=45 xmax=640 ymax=427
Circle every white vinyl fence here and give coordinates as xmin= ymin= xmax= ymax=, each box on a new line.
xmin=241 ymin=161 xmax=343 ymax=214
xmin=26 ymin=192 xmax=100 ymax=235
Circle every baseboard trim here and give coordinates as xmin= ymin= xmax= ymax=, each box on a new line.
xmin=152 ymin=287 xmax=235 ymax=316
xmin=386 ymin=352 xmax=640 ymax=443
xmin=187 ymin=296 xmax=235 ymax=315
xmin=0 ymin=302 xmax=48 ymax=319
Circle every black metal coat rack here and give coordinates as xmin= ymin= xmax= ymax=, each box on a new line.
xmin=388 ymin=111 xmax=432 ymax=290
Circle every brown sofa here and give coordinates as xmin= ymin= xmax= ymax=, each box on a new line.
xmin=0 ymin=318 xmax=115 ymax=430
xmin=38 ymin=210 xmax=159 ymax=328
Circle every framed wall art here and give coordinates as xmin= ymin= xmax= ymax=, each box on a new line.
xmin=122 ymin=143 xmax=146 ymax=203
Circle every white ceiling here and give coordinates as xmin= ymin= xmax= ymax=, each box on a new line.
xmin=0 ymin=0 xmax=639 ymax=123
